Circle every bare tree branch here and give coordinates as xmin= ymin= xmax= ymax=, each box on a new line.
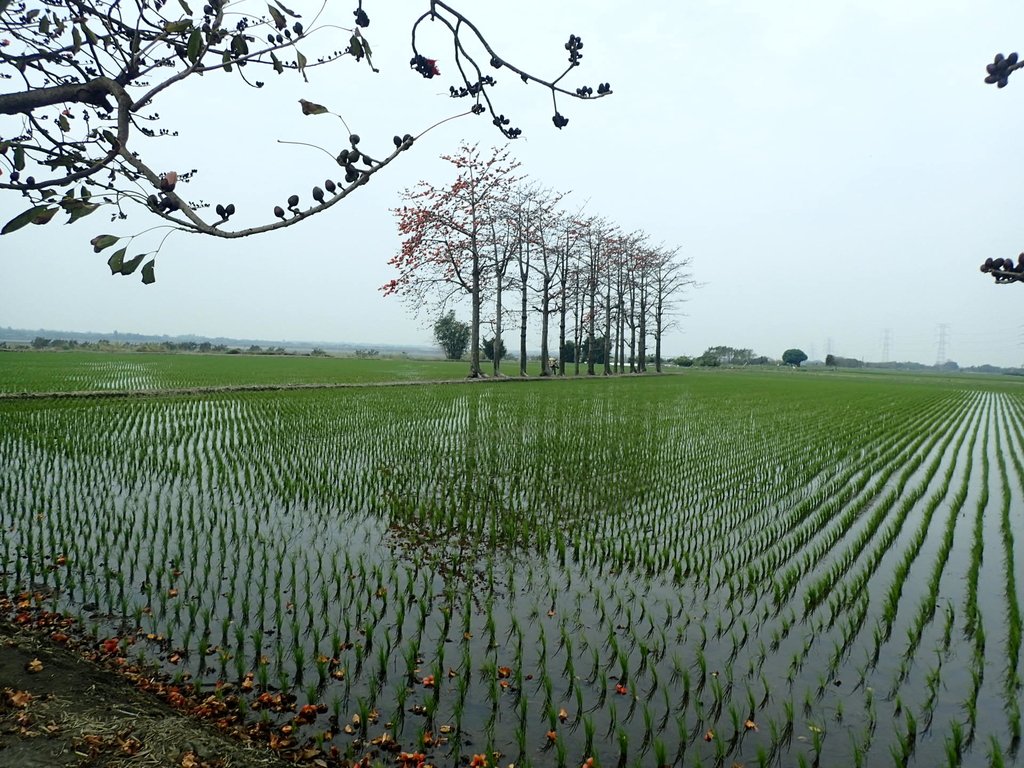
xmin=1 ymin=0 xmax=610 ymax=283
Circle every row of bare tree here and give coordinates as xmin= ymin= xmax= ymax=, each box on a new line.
xmin=382 ymin=144 xmax=694 ymax=378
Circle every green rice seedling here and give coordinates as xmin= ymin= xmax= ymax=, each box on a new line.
xmin=670 ymin=652 xmax=684 ymax=685
xmin=368 ymin=671 xmax=385 ymax=704
xmin=625 ymin=687 xmax=639 ymax=722
xmin=890 ymin=737 xmax=910 ymax=768
xmin=811 ymin=724 xmax=823 ymax=763
xmin=710 ymin=676 xmax=725 ymax=719
xmin=547 ymin=706 xmax=559 ymax=735
xmin=728 ymin=703 xmax=742 ymax=741
xmin=712 ymin=729 xmax=727 ymax=763
xmin=1008 ymin=698 xmax=1021 ymax=742
xmin=944 ymin=720 xmax=964 ymax=767
xmin=304 ymin=681 xmax=318 ymax=707
xmin=315 ymin=654 xmax=329 ymax=687
xmin=767 ymin=716 xmax=781 ymax=750
xmin=783 ymin=698 xmax=794 ymax=734
xmin=695 ymin=649 xmax=707 ymax=691
xmin=249 ymin=627 xmax=263 ymax=663
xmin=987 ymin=735 xmax=1005 ymax=768
xmin=759 ymin=673 xmax=770 ymax=709
xmin=448 ymin=691 xmax=462 ymax=736
xmin=653 ymin=738 xmax=667 ymax=768
xmin=583 ymin=713 xmax=595 ymax=755
xmin=514 ymin=721 xmax=529 ymax=761
xmin=742 ymin=684 xmax=756 ymax=719
xmin=362 ymin=619 xmax=375 ymax=654
xmin=641 ymin=703 xmax=654 ymax=749
xmin=646 ymin=664 xmax=660 ymax=698
xmin=919 ymin=662 xmax=942 ymax=717
xmin=375 ymin=643 xmax=388 ymax=685
xmin=605 ymin=700 xmax=618 ymax=739
xmin=275 ymin=666 xmax=289 ymax=694
xmin=637 ymin=642 xmax=651 ymax=677
xmin=483 ymin=708 xmax=496 ymax=746
xmin=589 ymin=647 xmax=602 ymax=688
xmin=356 ymin=696 xmax=370 ymax=738
xmin=616 ymin=649 xmax=629 ymax=687
xmin=673 ymin=714 xmax=688 ymax=765
xmin=233 ymin=649 xmax=247 ymax=684
xmin=353 ymin=641 xmax=364 ymax=677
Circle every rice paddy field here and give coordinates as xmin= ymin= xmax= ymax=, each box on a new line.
xmin=1 ymin=352 xmax=1022 ymax=768
xmin=0 ymin=350 xmax=471 ymax=393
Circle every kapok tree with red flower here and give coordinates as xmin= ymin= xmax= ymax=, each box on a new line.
xmin=384 ymin=142 xmax=519 ymax=378
xmin=0 ymin=1 xmax=610 ymax=282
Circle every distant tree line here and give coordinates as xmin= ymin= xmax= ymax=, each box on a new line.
xmin=385 ymin=144 xmax=695 ymax=378
xmin=673 ymin=346 xmax=772 ymax=368
xmin=825 ymin=354 xmax=863 ymax=368
xmin=18 ymin=337 xmax=299 ymax=355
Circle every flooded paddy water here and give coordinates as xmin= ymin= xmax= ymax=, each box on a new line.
xmin=0 ymin=366 xmax=1021 ymax=767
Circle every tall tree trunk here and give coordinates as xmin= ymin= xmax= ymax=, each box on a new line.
xmin=638 ymin=278 xmax=648 ymax=373
xmin=493 ymin=277 xmax=503 ymax=376
xmin=587 ymin=275 xmax=597 ymax=377
xmin=602 ymin=271 xmax=612 ymax=376
xmin=470 ymin=240 xmax=482 ymax=378
xmin=574 ymin=274 xmax=583 ymax=376
xmin=637 ymin=325 xmax=646 ymax=372
xmin=519 ymin=279 xmax=528 ymax=376
xmin=653 ymin=282 xmax=663 ymax=373
xmin=575 ymin=322 xmax=582 ymax=375
xmin=518 ymin=227 xmax=530 ymax=376
xmin=655 ymin=308 xmax=663 ymax=373
xmin=540 ymin=279 xmax=551 ymax=376
xmin=614 ymin=260 xmax=625 ymax=374
xmin=628 ymin=285 xmax=637 ymax=373
xmin=557 ymin=238 xmax=569 ymax=377
xmin=617 ymin=301 xmax=626 ymax=374
xmin=558 ymin=304 xmax=567 ymax=377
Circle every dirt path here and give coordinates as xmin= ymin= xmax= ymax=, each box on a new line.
xmin=0 ymin=621 xmax=291 ymax=768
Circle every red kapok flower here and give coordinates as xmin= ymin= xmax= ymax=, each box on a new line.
xmin=411 ymin=55 xmax=440 ymax=78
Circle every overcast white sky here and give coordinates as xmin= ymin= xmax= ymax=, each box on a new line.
xmin=4 ymin=0 xmax=1024 ymax=366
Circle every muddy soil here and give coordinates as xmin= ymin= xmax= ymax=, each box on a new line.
xmin=0 ymin=621 xmax=291 ymax=768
